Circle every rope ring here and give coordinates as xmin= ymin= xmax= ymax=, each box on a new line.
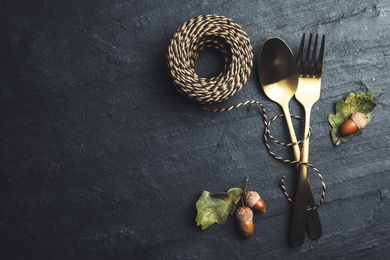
xmin=266 ymin=114 xmax=311 ymax=148
xmin=167 ymin=14 xmax=253 ymax=104
xmin=204 ymin=100 xmax=326 ymax=210
xmin=281 ymin=167 xmax=327 ymax=211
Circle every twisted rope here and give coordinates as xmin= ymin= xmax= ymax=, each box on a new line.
xmin=166 ymin=15 xmax=325 ymax=210
xmin=205 ymin=101 xmax=326 ymax=210
xmin=167 ymin=14 xmax=253 ymax=104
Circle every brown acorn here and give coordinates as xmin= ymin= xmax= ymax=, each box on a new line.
xmin=235 ymin=206 xmax=254 ymax=237
xmin=245 ymin=191 xmax=267 ymax=213
xmin=339 ymin=112 xmax=368 ymax=136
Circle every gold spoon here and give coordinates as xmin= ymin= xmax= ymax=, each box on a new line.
xmin=258 ymin=37 xmax=300 ymax=161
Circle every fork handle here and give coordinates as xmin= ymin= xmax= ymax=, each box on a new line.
xmin=291 ymin=167 xmax=322 ymax=240
xmin=306 ymin=179 xmax=323 ymax=239
xmin=291 ymin=111 xmax=311 ymax=247
xmin=283 ymin=103 xmax=322 ymax=242
xmin=284 ymin=104 xmax=321 ymax=240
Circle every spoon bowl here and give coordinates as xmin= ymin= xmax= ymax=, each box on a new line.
xmin=258 ymin=37 xmax=300 ymax=160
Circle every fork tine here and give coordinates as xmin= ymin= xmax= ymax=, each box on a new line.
xmin=297 ymin=33 xmax=305 ymax=75
xmin=309 ymin=34 xmax=318 ymax=77
xmin=303 ymin=34 xmax=313 ymax=76
xmin=316 ymin=35 xmax=325 ymax=77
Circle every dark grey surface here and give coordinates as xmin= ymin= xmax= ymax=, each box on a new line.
xmin=1 ymin=0 xmax=390 ymax=259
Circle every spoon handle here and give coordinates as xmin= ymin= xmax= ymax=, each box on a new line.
xmin=291 ymin=161 xmax=309 ymax=247
xmin=281 ymin=106 xmax=300 ymax=162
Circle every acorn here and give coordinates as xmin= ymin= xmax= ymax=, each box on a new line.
xmin=245 ymin=191 xmax=267 ymax=213
xmin=339 ymin=112 xmax=368 ymax=136
xmin=235 ymin=206 xmax=254 ymax=237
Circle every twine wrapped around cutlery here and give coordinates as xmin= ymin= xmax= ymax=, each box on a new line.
xmin=206 ymin=101 xmax=326 ymax=210
xmin=166 ymin=15 xmax=325 ymax=210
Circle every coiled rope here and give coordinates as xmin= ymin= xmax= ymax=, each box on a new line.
xmin=166 ymin=14 xmax=325 ymax=210
xmin=167 ymin=14 xmax=253 ymax=104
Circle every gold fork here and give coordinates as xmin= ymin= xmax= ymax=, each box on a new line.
xmin=291 ymin=33 xmax=325 ymax=247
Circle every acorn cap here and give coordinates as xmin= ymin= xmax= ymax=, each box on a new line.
xmin=235 ymin=206 xmax=253 ymax=222
xmin=351 ymin=112 xmax=368 ymax=129
xmin=245 ymin=191 xmax=260 ymax=208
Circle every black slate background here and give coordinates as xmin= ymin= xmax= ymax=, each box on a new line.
xmin=1 ymin=0 xmax=390 ymax=259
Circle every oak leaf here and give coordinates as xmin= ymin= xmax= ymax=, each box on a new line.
xmin=328 ymin=91 xmax=376 ymax=145
xmin=195 ymin=188 xmax=243 ymax=230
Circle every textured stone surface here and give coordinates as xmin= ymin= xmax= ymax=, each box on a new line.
xmin=1 ymin=0 xmax=390 ymax=259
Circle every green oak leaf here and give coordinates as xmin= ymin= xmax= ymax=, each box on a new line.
xmin=328 ymin=91 xmax=376 ymax=145
xmin=195 ymin=187 xmax=243 ymax=230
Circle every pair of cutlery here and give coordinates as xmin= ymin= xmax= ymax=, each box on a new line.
xmin=259 ymin=34 xmax=325 ymax=247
